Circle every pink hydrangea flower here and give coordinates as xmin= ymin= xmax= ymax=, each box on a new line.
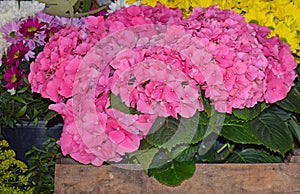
xmin=50 ymin=97 xmax=156 ymax=165
xmin=29 ymin=15 xmax=107 ymax=102
xmin=182 ymin=6 xmax=297 ymax=113
xmin=29 ymin=4 xmax=297 ymax=166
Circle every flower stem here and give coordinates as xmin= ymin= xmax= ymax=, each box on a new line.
xmin=221 ymin=143 xmax=235 ymax=160
xmin=216 ymin=143 xmax=228 ymax=154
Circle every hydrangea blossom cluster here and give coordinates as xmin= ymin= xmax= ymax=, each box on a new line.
xmin=111 ymin=58 xmax=202 ymax=118
xmin=30 ymin=4 xmax=184 ymax=165
xmin=0 ymin=12 xmax=80 ymax=91
xmin=30 ymin=3 xmax=183 ymax=102
xmin=29 ymin=22 xmax=104 ymax=102
xmin=182 ymin=6 xmax=297 ymax=112
xmin=29 ymin=4 xmax=297 ymax=165
xmin=191 ymin=0 xmax=300 ymax=59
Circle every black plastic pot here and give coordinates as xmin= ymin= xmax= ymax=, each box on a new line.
xmin=2 ymin=121 xmax=62 ymax=163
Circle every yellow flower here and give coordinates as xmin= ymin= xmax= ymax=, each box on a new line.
xmin=0 ymin=140 xmax=9 ymax=148
xmin=136 ymin=0 xmax=157 ymax=7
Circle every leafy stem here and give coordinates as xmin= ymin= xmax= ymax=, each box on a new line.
xmin=221 ymin=143 xmax=235 ymax=160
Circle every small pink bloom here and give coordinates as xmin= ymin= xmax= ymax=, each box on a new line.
xmin=214 ymin=45 xmax=235 ymax=68
xmin=265 ymin=79 xmax=287 ymax=103
xmin=85 ymin=16 xmax=105 ymax=34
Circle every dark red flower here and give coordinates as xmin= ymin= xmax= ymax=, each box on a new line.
xmin=4 ymin=66 xmax=24 ymax=89
xmin=19 ymin=18 xmax=44 ymax=40
xmin=5 ymin=42 xmax=29 ymax=66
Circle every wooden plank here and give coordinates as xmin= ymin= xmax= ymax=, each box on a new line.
xmin=54 ymin=163 xmax=300 ymax=194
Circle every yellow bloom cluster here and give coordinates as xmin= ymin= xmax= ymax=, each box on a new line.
xmin=126 ymin=0 xmax=300 ymax=59
xmin=126 ymin=0 xmax=193 ymax=17
xmin=0 ymin=140 xmax=34 ymax=193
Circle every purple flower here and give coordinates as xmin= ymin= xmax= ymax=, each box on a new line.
xmin=1 ymin=21 xmax=23 ymax=44
xmin=4 ymin=66 xmax=24 ymax=89
xmin=4 ymin=42 xmax=29 ymax=66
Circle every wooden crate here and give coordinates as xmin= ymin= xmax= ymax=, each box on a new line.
xmin=54 ymin=156 xmax=300 ymax=194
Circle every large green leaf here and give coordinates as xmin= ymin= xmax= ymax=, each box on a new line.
xmin=38 ymin=0 xmax=106 ymax=18
xmin=38 ymin=0 xmax=76 ymax=17
xmin=172 ymin=144 xmax=198 ymax=162
xmin=277 ymin=82 xmax=300 ymax=113
xmin=288 ymin=115 xmax=300 ymax=143
xmin=221 ymin=121 xmax=262 ymax=145
xmin=146 ymin=112 xmax=207 ymax=150
xmin=146 ymin=117 xmax=179 ymax=147
xmin=264 ymin=106 xmax=292 ymax=121
xmin=232 ymin=103 xmax=267 ymax=121
xmin=134 ymin=148 xmax=159 ymax=173
xmin=160 ymin=112 xmax=200 ymax=150
xmin=191 ymin=111 xmax=225 ymax=144
xmin=249 ymin=112 xmax=293 ymax=154
xmin=149 ymin=161 xmax=196 ymax=186
xmin=148 ymin=148 xmax=196 ymax=186
xmin=198 ymin=143 xmax=219 ymax=162
xmin=227 ymin=148 xmax=282 ymax=163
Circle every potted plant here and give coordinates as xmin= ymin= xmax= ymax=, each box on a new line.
xmin=3 ymin=0 xmax=300 ymax=192
xmin=0 ymin=0 xmax=76 ymax=162
xmin=23 ymin=0 xmax=300 ymax=190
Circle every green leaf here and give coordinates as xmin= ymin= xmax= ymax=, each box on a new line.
xmin=172 ymin=144 xmax=198 ymax=162
xmin=288 ymin=115 xmax=300 ymax=143
xmin=82 ymin=0 xmax=92 ymax=12
xmin=16 ymin=105 xmax=27 ymax=117
xmin=13 ymin=95 xmax=28 ymax=104
xmin=191 ymin=111 xmax=225 ymax=144
xmin=109 ymin=93 xmax=130 ymax=114
xmin=149 ymin=160 xmax=195 ymax=186
xmin=146 ymin=112 xmax=212 ymax=151
xmin=146 ymin=117 xmax=179 ymax=147
xmin=161 ymin=112 xmax=200 ymax=150
xmin=43 ymin=110 xmax=58 ymax=121
xmin=221 ymin=120 xmax=262 ymax=145
xmin=232 ymin=103 xmax=267 ymax=120
xmin=277 ymin=82 xmax=300 ymax=113
xmin=33 ymin=108 xmax=39 ymax=118
xmin=227 ymin=148 xmax=282 ymax=163
xmin=17 ymin=85 xmax=29 ymax=94
xmin=249 ymin=19 xmax=259 ymax=24
xmin=265 ymin=106 xmax=291 ymax=121
xmin=134 ymin=148 xmax=159 ymax=173
xmin=38 ymin=0 xmax=76 ymax=17
xmin=199 ymin=143 xmax=219 ymax=162
xmin=34 ymin=117 xmax=39 ymax=125
xmin=148 ymin=149 xmax=196 ymax=186
xmin=200 ymin=91 xmax=213 ymax=117
xmin=249 ymin=112 xmax=293 ymax=154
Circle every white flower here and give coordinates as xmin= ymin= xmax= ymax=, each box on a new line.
xmin=0 ymin=0 xmax=45 ymax=28
xmin=96 ymin=0 xmax=113 ymax=6
xmin=7 ymin=88 xmax=16 ymax=95
xmin=0 ymin=32 xmax=10 ymax=67
xmin=107 ymin=0 xmax=141 ymax=14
